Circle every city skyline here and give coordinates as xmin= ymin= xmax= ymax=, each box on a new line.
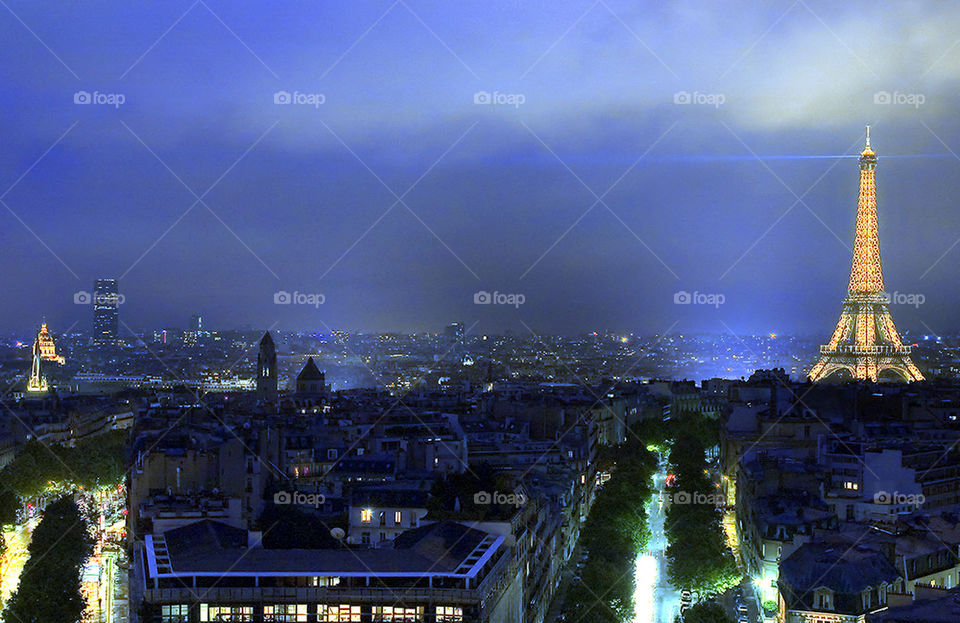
xmin=2 ymin=2 xmax=960 ymax=337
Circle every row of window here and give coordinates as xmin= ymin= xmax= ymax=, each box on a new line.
xmin=359 ymin=508 xmax=418 ymax=527
xmin=163 ymin=603 xmax=463 ymax=622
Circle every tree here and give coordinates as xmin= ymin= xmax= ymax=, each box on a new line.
xmin=662 ymin=419 xmax=741 ymax=596
xmin=0 ymin=488 xmax=19 ymax=525
xmin=3 ymin=496 xmax=93 ymax=623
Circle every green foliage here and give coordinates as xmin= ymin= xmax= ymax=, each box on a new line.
xmin=0 ymin=488 xmax=19 ymax=525
xmin=2 ymin=496 xmax=93 ymax=623
xmin=663 ymin=426 xmax=741 ymax=596
xmin=666 ymin=532 xmax=740 ymax=595
xmin=0 ymin=429 xmax=128 ymax=502
xmin=679 ymin=601 xmax=735 ymax=623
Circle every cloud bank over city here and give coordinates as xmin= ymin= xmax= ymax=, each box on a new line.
xmin=3 ymin=0 xmax=960 ymax=337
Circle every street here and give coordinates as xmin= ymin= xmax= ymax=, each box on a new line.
xmin=634 ymin=462 xmax=681 ymax=623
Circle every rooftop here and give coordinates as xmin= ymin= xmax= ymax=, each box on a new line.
xmin=147 ymin=519 xmax=503 ymax=579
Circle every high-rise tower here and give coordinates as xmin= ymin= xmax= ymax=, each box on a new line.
xmin=93 ymin=279 xmax=120 ymax=346
xmin=809 ymin=127 xmax=923 ymax=382
xmin=256 ymin=331 xmax=278 ymax=400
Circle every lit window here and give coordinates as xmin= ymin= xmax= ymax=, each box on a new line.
xmin=263 ymin=604 xmax=308 ymax=622
xmin=372 ymin=605 xmax=422 ymax=622
xmin=436 ymin=606 xmax=463 ymax=622
xmin=161 ymin=604 xmax=189 ymax=623
xmin=318 ymin=604 xmax=361 ymax=622
xmin=310 ymin=576 xmax=341 ymax=587
xmin=201 ymin=605 xmax=253 ymax=622
xmin=361 ymin=508 xmax=372 ymax=523
xmin=395 ymin=510 xmax=402 ymax=524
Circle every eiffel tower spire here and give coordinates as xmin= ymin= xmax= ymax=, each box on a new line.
xmin=848 ymin=125 xmax=883 ymax=294
xmin=809 ymin=127 xmax=923 ymax=382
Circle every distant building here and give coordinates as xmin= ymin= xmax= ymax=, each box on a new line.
xmin=295 ymin=357 xmax=328 ymax=396
xmin=444 ymin=322 xmax=465 ymax=342
xmin=93 ymin=278 xmax=120 ymax=346
xmin=347 ymin=487 xmax=428 ymax=545
xmin=153 ymin=328 xmax=182 ymax=344
xmin=189 ymin=313 xmax=202 ymax=333
xmin=35 ymin=322 xmax=64 ymax=364
xmin=257 ymin=331 xmax=277 ymax=401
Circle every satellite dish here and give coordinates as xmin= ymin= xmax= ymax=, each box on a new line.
xmin=330 ymin=527 xmax=345 ymax=540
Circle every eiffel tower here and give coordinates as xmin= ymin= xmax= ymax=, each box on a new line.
xmin=809 ymin=127 xmax=923 ymax=383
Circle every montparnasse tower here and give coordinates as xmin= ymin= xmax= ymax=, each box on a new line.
xmin=809 ymin=127 xmax=923 ymax=382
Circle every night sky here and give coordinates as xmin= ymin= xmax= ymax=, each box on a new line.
xmin=2 ymin=1 xmax=959 ymax=337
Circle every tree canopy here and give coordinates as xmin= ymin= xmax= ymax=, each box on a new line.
xmin=2 ymin=496 xmax=93 ymax=623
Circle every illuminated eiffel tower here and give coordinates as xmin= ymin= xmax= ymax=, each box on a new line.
xmin=809 ymin=127 xmax=923 ymax=383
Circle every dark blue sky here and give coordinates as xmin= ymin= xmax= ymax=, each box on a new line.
xmin=2 ymin=1 xmax=959 ymax=337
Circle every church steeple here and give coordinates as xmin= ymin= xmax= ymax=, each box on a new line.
xmin=256 ymin=331 xmax=277 ymax=401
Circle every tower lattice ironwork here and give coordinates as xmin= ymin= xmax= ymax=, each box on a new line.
xmin=809 ymin=127 xmax=923 ymax=383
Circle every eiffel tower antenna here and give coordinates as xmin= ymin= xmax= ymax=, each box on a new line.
xmin=809 ymin=129 xmax=923 ymax=382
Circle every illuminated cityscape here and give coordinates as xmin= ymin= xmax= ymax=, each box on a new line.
xmin=4 ymin=3 xmax=960 ymax=623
